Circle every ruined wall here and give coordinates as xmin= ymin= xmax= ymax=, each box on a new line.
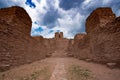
xmin=67 ymin=39 xmax=74 ymax=57
xmin=44 ymin=38 xmax=55 ymax=57
xmin=67 ymin=34 xmax=90 ymax=59
xmin=86 ymin=8 xmax=120 ymax=65
xmin=73 ymin=34 xmax=90 ymax=59
xmin=60 ymin=32 xmax=63 ymax=39
xmin=1 ymin=6 xmax=120 ymax=72
xmin=0 ymin=6 xmax=53 ymax=72
xmin=86 ymin=7 xmax=116 ymax=33
xmin=55 ymin=32 xmax=64 ymax=39
xmin=89 ymin=12 xmax=120 ymax=63
xmin=55 ymin=32 xmax=59 ymax=39
xmin=53 ymin=32 xmax=69 ymax=57
xmin=68 ymin=7 xmax=120 ymax=67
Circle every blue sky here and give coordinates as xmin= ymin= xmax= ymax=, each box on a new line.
xmin=0 ymin=0 xmax=120 ymax=38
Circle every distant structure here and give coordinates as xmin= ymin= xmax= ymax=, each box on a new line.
xmin=55 ymin=32 xmax=64 ymax=39
xmin=60 ymin=32 xmax=63 ymax=39
xmin=55 ymin=32 xmax=59 ymax=39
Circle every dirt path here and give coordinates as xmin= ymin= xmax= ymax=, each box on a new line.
xmin=64 ymin=57 xmax=120 ymax=80
xmin=0 ymin=57 xmax=120 ymax=80
xmin=49 ymin=58 xmax=67 ymax=80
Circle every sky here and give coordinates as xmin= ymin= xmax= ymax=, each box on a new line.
xmin=0 ymin=0 xmax=120 ymax=38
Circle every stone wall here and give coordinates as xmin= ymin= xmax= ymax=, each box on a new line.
xmin=55 ymin=32 xmax=64 ymax=39
xmin=60 ymin=32 xmax=63 ymax=39
xmin=0 ymin=6 xmax=54 ymax=72
xmin=55 ymin=32 xmax=59 ymax=39
xmin=89 ymin=21 xmax=120 ymax=64
xmin=67 ymin=34 xmax=90 ymax=59
xmin=44 ymin=38 xmax=55 ymax=57
xmin=67 ymin=7 xmax=120 ymax=67
xmin=1 ymin=6 xmax=120 ymax=72
xmin=86 ymin=7 xmax=120 ymax=65
xmin=86 ymin=7 xmax=116 ymax=33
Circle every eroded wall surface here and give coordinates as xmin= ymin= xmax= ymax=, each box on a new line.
xmin=67 ymin=7 xmax=120 ymax=67
xmin=0 ymin=6 xmax=55 ymax=72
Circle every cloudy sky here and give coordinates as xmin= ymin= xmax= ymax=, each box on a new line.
xmin=0 ymin=0 xmax=120 ymax=38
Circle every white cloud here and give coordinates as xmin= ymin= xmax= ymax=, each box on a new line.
xmin=1 ymin=0 xmax=120 ymax=38
xmin=81 ymin=0 xmax=95 ymax=9
xmin=0 ymin=0 xmax=98 ymax=38
xmin=44 ymin=7 xmax=86 ymax=38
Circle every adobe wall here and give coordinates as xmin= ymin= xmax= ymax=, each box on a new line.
xmin=67 ymin=34 xmax=90 ymax=59
xmin=0 ymin=6 xmax=54 ymax=72
xmin=1 ymin=6 xmax=120 ymax=72
xmin=86 ymin=8 xmax=120 ymax=65
xmin=44 ymin=38 xmax=55 ymax=57
xmin=68 ymin=7 xmax=120 ymax=67
xmin=55 ymin=32 xmax=59 ymax=39
xmin=86 ymin=7 xmax=116 ymax=33
xmin=55 ymin=32 xmax=64 ymax=39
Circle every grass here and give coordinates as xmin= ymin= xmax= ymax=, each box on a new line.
xmin=67 ymin=65 xmax=92 ymax=80
xmin=19 ymin=66 xmax=51 ymax=80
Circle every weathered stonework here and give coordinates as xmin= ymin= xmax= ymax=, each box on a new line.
xmin=55 ymin=32 xmax=59 ymax=39
xmin=86 ymin=7 xmax=116 ymax=33
xmin=1 ymin=6 xmax=120 ymax=72
xmin=55 ymin=32 xmax=64 ymax=39
xmin=86 ymin=8 xmax=120 ymax=64
xmin=0 ymin=6 xmax=54 ymax=72
xmin=67 ymin=34 xmax=90 ymax=59
xmin=67 ymin=7 xmax=120 ymax=68
xmin=68 ymin=8 xmax=120 ymax=67
xmin=60 ymin=32 xmax=63 ymax=39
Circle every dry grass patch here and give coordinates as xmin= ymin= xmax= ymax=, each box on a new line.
xmin=0 ymin=66 xmax=51 ymax=80
xmin=67 ymin=65 xmax=92 ymax=80
xmin=19 ymin=66 xmax=51 ymax=80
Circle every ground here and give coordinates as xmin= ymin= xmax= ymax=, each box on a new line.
xmin=0 ymin=57 xmax=120 ymax=80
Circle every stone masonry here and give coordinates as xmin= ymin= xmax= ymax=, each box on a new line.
xmin=0 ymin=6 xmax=120 ymax=72
xmin=55 ymin=32 xmax=64 ymax=39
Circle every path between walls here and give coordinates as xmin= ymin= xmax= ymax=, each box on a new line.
xmin=0 ymin=57 xmax=120 ymax=80
xmin=49 ymin=58 xmax=67 ymax=80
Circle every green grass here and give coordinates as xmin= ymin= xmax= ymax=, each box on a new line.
xmin=19 ymin=66 xmax=51 ymax=80
xmin=67 ymin=65 xmax=92 ymax=80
